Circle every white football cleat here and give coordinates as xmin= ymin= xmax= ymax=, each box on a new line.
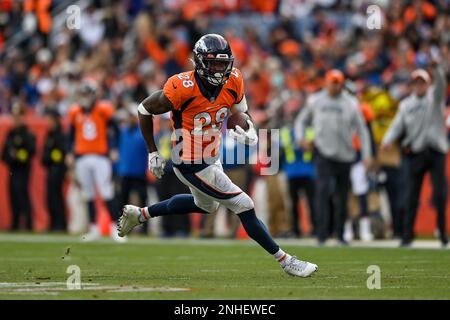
xmin=110 ymin=222 xmax=127 ymax=243
xmin=282 ymin=255 xmax=318 ymax=278
xmin=117 ymin=205 xmax=142 ymax=237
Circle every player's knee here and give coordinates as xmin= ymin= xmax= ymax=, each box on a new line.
xmin=195 ymin=199 xmax=219 ymax=213
xmin=229 ymin=192 xmax=254 ymax=214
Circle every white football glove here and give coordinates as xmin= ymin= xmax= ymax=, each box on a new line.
xmin=228 ymin=120 xmax=258 ymax=146
xmin=148 ymin=151 xmax=166 ymax=179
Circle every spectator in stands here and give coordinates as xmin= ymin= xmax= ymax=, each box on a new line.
xmin=1 ymin=104 xmax=36 ymax=231
xmin=79 ymin=3 xmax=105 ymax=49
xmin=41 ymin=109 xmax=67 ymax=231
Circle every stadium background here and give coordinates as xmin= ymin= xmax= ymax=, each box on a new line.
xmin=0 ymin=0 xmax=449 ymax=236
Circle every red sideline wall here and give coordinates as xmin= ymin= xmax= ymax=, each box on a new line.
xmin=0 ymin=115 xmax=49 ymax=231
xmin=0 ymin=115 xmax=450 ymax=235
xmin=0 ymin=115 xmax=112 ymax=233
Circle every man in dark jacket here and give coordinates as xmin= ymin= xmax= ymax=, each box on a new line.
xmin=117 ymin=106 xmax=149 ymax=233
xmin=41 ymin=109 xmax=67 ymax=231
xmin=1 ymin=105 xmax=36 ymax=231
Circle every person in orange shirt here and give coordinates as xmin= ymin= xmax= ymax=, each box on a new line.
xmin=66 ymin=81 xmax=123 ymax=242
xmin=117 ymin=34 xmax=318 ymax=278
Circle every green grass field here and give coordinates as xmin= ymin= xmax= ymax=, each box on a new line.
xmin=0 ymin=234 xmax=449 ymax=300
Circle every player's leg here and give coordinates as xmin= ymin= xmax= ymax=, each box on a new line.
xmin=118 ymin=168 xmax=215 ymax=237
xmin=334 ymin=162 xmax=351 ymax=244
xmin=9 ymin=170 xmax=21 ymax=230
xmin=18 ymin=169 xmax=33 ymax=230
xmin=402 ymin=153 xmax=426 ymax=246
xmin=182 ymin=160 xmax=318 ymax=277
xmin=143 ymin=166 xmax=218 ymax=219
xmin=315 ymin=158 xmax=333 ymax=244
xmin=287 ymin=177 xmax=301 ymax=237
xmin=429 ymin=151 xmax=448 ymax=246
xmin=349 ymin=161 xmax=372 ymax=242
xmin=135 ymin=177 xmax=149 ymax=234
xmin=93 ymin=155 xmax=116 ymax=219
xmin=75 ymin=155 xmax=100 ymax=240
xmin=118 ymin=193 xmax=213 ymax=237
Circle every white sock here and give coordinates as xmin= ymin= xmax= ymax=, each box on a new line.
xmin=274 ymin=249 xmax=290 ymax=266
xmin=138 ymin=207 xmax=150 ymax=223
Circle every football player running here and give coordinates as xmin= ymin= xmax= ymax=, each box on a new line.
xmin=118 ymin=34 xmax=318 ymax=277
xmin=67 ymin=81 xmax=123 ymax=242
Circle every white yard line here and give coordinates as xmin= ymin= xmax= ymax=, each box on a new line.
xmin=0 ymin=281 xmax=190 ymax=296
xmin=0 ymin=233 xmax=448 ymax=250
xmin=0 ymin=282 xmax=99 ymax=288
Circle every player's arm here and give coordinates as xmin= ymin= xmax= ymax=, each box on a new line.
xmin=231 ymin=95 xmax=256 ymax=127
xmin=431 ymin=64 xmax=447 ymax=107
xmin=230 ymin=95 xmax=254 ymax=125
xmin=138 ymin=90 xmax=174 ymax=178
xmin=230 ymin=95 xmax=248 ymax=114
xmin=381 ymin=103 xmax=405 ymax=151
xmin=228 ymin=95 xmax=258 ymax=146
xmin=138 ymin=90 xmax=174 ymax=152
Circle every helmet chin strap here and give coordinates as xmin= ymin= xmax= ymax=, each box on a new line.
xmin=194 ymin=69 xmax=225 ymax=103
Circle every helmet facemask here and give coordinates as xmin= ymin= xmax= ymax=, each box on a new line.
xmin=79 ymin=83 xmax=98 ymax=111
xmin=195 ymin=53 xmax=234 ymax=86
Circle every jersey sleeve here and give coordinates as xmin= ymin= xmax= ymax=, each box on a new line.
xmin=163 ymin=75 xmax=184 ymax=111
xmin=231 ymin=68 xmax=245 ymax=104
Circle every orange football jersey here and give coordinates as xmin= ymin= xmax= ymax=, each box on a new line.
xmin=163 ymin=68 xmax=244 ymax=162
xmin=68 ymin=101 xmax=115 ymax=155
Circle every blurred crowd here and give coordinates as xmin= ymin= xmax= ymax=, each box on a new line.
xmin=0 ymin=0 xmax=449 ymax=241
